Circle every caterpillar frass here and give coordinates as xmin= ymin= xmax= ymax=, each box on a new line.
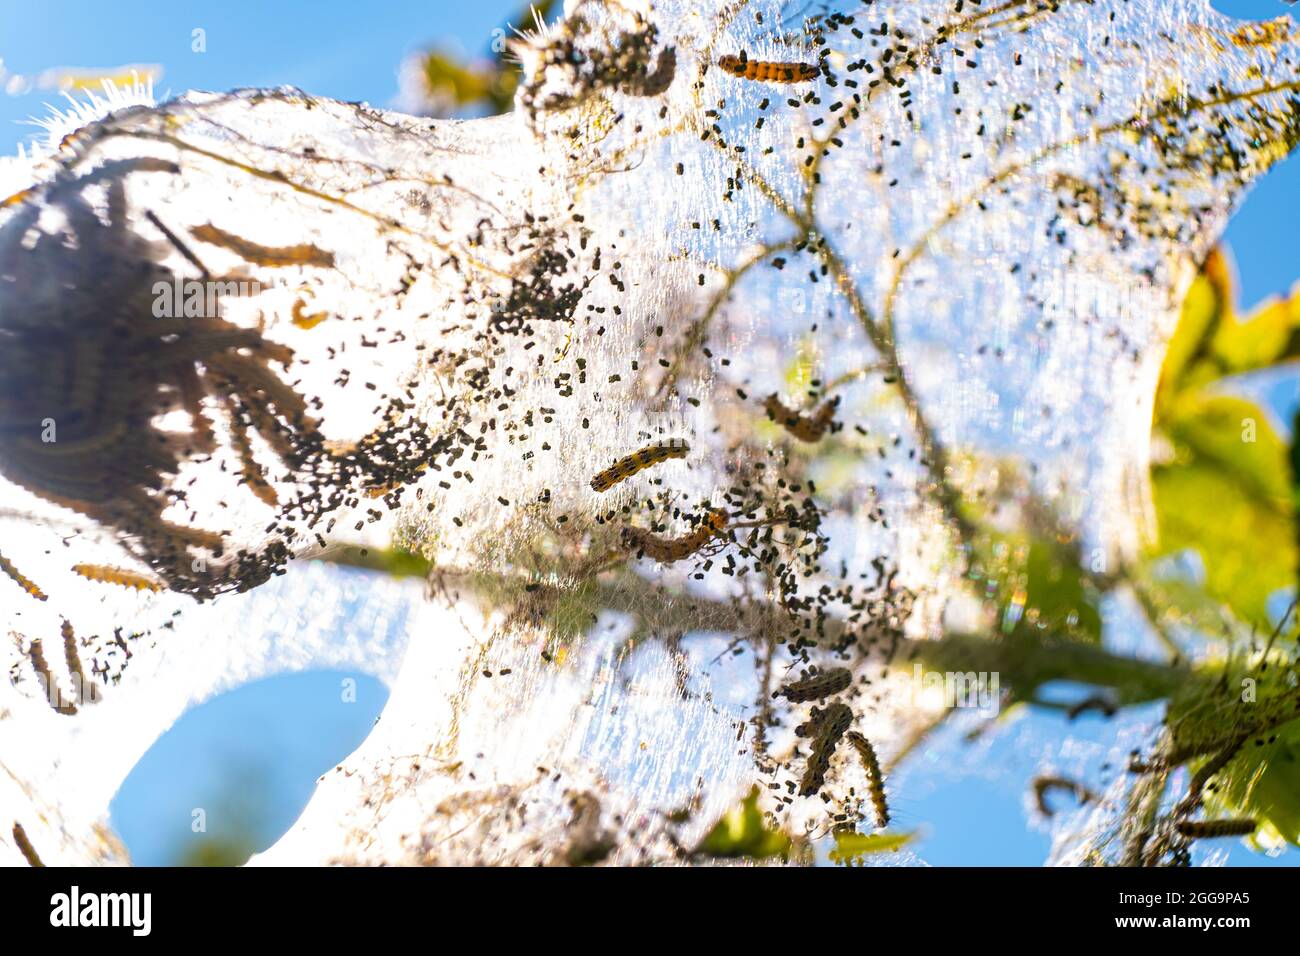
xmin=25 ymin=637 xmax=76 ymax=716
xmin=1175 ymin=818 xmax=1258 ymax=839
xmin=0 ymin=552 xmax=47 ymax=602
xmin=623 ymin=509 xmax=728 ymax=562
xmin=764 ymin=394 xmax=839 ymax=443
xmin=799 ymin=701 xmax=852 ymax=797
xmin=777 ymin=666 xmax=852 ymax=703
xmin=72 ymin=564 xmax=165 ymax=593
xmin=717 ymin=53 xmax=820 ymax=83
xmin=589 ymin=439 xmax=689 ymax=493
xmin=11 ymin=823 xmax=43 ymax=867
xmin=846 ymin=731 xmax=890 ymax=827
xmin=61 ymin=620 xmax=98 ymax=707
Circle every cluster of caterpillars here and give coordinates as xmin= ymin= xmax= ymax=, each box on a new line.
xmin=778 ymin=666 xmax=889 ymax=827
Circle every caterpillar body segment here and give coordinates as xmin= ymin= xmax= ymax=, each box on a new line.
xmin=589 ymin=439 xmax=689 ymax=493
xmin=777 ymin=666 xmax=851 ymax=703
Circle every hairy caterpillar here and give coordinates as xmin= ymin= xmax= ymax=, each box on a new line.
xmin=72 ymin=564 xmax=165 ymax=593
xmin=1175 ymin=818 xmax=1258 ymax=839
xmin=717 ymin=53 xmax=820 ymax=83
xmin=623 ymin=509 xmax=728 ymax=562
xmin=0 ymin=552 xmax=47 ymax=602
xmin=61 ymin=620 xmax=98 ymax=708
xmin=11 ymin=823 xmax=43 ymax=867
xmin=24 ymin=637 xmax=76 ymax=716
xmin=799 ymin=701 xmax=852 ymax=797
xmin=764 ymin=394 xmax=839 ymax=443
xmin=777 ymin=666 xmax=852 ymax=703
xmin=846 ymin=731 xmax=890 ymax=827
xmin=589 ymin=439 xmax=689 ymax=493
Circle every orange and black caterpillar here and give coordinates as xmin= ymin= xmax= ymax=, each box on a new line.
xmin=764 ymin=394 xmax=839 ymax=442
xmin=1175 ymin=818 xmax=1257 ymax=839
xmin=846 ymin=731 xmax=890 ymax=827
xmin=0 ymin=552 xmax=47 ymax=602
xmin=777 ymin=666 xmax=851 ymax=703
xmin=623 ymin=509 xmax=728 ymax=562
xmin=799 ymin=701 xmax=852 ymax=797
xmin=590 ymin=439 xmax=689 ymax=493
xmin=72 ymin=564 xmax=164 ymax=593
xmin=717 ymin=53 xmax=820 ymax=83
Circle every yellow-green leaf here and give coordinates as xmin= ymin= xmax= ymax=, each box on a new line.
xmin=1151 ymin=462 xmax=1294 ymax=627
xmin=828 ymin=829 xmax=915 ymax=865
xmin=699 ymin=789 xmax=792 ymax=861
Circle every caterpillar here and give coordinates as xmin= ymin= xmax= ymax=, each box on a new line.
xmin=61 ymin=620 xmax=98 ymax=708
xmin=1175 ymin=818 xmax=1258 ymax=839
xmin=624 ymin=46 xmax=677 ymax=97
xmin=11 ymin=822 xmax=43 ymax=867
xmin=623 ymin=509 xmax=728 ymax=562
xmin=291 ymin=296 xmax=330 ymax=330
xmin=190 ymin=222 xmax=335 ymax=269
xmin=777 ymin=666 xmax=852 ymax=703
xmin=223 ymin=396 xmax=280 ymax=507
xmin=589 ymin=439 xmax=689 ymax=493
xmin=25 ymin=637 xmax=76 ymax=716
xmin=798 ymin=701 xmax=852 ymax=797
xmin=717 ymin=53 xmax=820 ymax=83
xmin=1031 ymin=775 xmax=1096 ymax=817
xmin=846 ymin=731 xmax=890 ymax=827
xmin=72 ymin=564 xmax=165 ymax=593
xmin=764 ymin=394 xmax=839 ymax=443
xmin=0 ymin=552 xmax=47 ymax=602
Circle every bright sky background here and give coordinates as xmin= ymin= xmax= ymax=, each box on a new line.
xmin=3 ymin=0 xmax=1297 ymax=866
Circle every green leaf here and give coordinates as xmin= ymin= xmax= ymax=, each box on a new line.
xmin=1202 ymin=717 xmax=1300 ymax=848
xmin=828 ymin=829 xmax=915 ymax=865
xmin=1156 ymin=249 xmax=1230 ymax=412
xmin=698 ymin=789 xmax=792 ymax=861
xmin=969 ymin=530 xmax=1101 ymax=643
xmin=1150 ymin=394 xmax=1295 ymax=627
xmin=419 ymin=51 xmax=513 ymax=113
xmin=1160 ymin=393 xmax=1292 ymax=510
xmin=1212 ymin=290 xmax=1300 ymax=375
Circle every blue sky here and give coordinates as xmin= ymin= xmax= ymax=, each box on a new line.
xmin=3 ymin=0 xmax=1296 ymax=866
